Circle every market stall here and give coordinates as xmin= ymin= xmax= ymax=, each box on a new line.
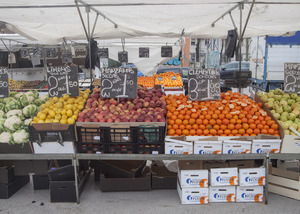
xmin=0 ymin=0 xmax=300 ymax=206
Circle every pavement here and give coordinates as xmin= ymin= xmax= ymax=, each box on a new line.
xmin=0 ymin=175 xmax=299 ymax=214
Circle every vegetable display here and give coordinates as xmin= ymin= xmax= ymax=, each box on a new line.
xmin=32 ymin=89 xmax=90 ymax=124
xmin=257 ymin=89 xmax=300 ymax=135
xmin=78 ymin=87 xmax=166 ymax=123
xmin=0 ymin=91 xmax=48 ymax=144
xmin=166 ymin=91 xmax=280 ymax=136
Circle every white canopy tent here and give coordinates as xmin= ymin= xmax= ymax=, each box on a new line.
xmin=0 ymin=1 xmax=300 ymax=44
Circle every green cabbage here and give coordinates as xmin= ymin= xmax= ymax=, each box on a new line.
xmin=22 ymin=104 xmax=38 ymax=118
xmin=5 ymin=99 xmax=20 ymax=112
xmin=19 ymin=94 xmax=34 ymax=107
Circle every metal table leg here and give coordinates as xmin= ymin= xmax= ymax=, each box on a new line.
xmin=264 ymin=155 xmax=269 ymax=205
xmin=73 ymin=157 xmax=80 ymax=204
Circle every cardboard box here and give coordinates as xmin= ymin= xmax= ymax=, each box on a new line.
xmin=239 ymin=168 xmax=266 ymax=186
xmin=236 ymin=186 xmax=264 ymax=202
xmin=177 ymin=182 xmax=209 ymax=205
xmin=210 ymin=168 xmax=238 ymax=186
xmin=209 ymin=186 xmax=236 ymax=202
xmin=178 ymin=160 xmax=208 ymax=188
xmin=281 ymin=135 xmax=300 ymax=153
xmin=223 ymin=140 xmax=251 ymax=154
xmin=251 ymin=139 xmax=281 ymax=154
xmin=165 ymin=139 xmax=193 ymax=154
xmin=194 ymin=141 xmax=222 ymax=154
xmin=178 ymin=170 xmax=209 ymax=188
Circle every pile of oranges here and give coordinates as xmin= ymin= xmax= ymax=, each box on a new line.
xmin=166 ymin=91 xmax=280 ymax=136
xmin=154 ymin=72 xmax=183 ymax=87
xmin=138 ymin=76 xmax=155 ymax=88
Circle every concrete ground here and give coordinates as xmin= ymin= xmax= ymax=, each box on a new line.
xmin=0 ymin=176 xmax=299 ymax=214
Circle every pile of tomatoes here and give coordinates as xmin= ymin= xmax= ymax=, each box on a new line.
xmin=166 ymin=91 xmax=280 ymax=136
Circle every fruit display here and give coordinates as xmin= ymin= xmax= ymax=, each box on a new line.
xmin=154 ymin=72 xmax=183 ymax=87
xmin=257 ymin=89 xmax=300 ymax=135
xmin=0 ymin=91 xmax=48 ymax=144
xmin=138 ymin=76 xmax=155 ymax=88
xmin=32 ymin=90 xmax=90 ymax=125
xmin=9 ymin=79 xmax=48 ymax=90
xmin=77 ymin=87 xmax=166 ymax=123
xmin=166 ymin=91 xmax=280 ymax=136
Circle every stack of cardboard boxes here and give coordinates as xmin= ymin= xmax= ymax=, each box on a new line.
xmin=165 ymin=137 xmax=281 ymax=154
xmin=177 ymin=160 xmax=266 ymax=204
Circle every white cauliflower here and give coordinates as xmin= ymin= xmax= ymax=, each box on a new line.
xmin=6 ymin=109 xmax=23 ymax=118
xmin=12 ymin=130 xmax=29 ymax=144
xmin=0 ymin=132 xmax=13 ymax=143
xmin=4 ymin=116 xmax=22 ymax=131
xmin=24 ymin=118 xmax=32 ymax=126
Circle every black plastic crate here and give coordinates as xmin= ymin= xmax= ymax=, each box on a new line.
xmin=77 ymin=125 xmax=165 ymax=154
xmin=0 ymin=143 xmax=32 ymax=154
xmin=50 ymin=180 xmax=76 ymax=202
xmin=33 ymin=175 xmax=49 ymax=190
xmin=48 ymin=165 xmax=75 ymax=181
xmin=0 ymin=176 xmax=29 ymax=199
xmin=0 ymin=166 xmax=15 ymax=184
xmin=29 ymin=124 xmax=76 ymax=143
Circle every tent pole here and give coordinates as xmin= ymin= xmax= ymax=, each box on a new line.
xmin=86 ymin=6 xmax=93 ymax=91
xmin=75 ymin=0 xmax=89 ymax=40
xmin=238 ymin=3 xmax=243 ymax=93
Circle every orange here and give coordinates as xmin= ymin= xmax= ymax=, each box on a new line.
xmin=238 ymin=129 xmax=245 ymax=135
xmin=213 ymin=125 xmax=220 ymax=130
xmin=216 ymin=119 xmax=222 ymax=125
xmin=268 ymin=129 xmax=275 ymax=135
xmin=226 ymin=114 xmax=232 ymax=119
xmin=205 ymin=114 xmax=211 ymax=120
xmin=191 ymin=113 xmax=198 ymax=119
xmin=186 ymin=125 xmax=192 ymax=130
xmin=175 ymin=129 xmax=182 ymax=136
xmin=249 ymin=123 xmax=256 ymax=129
xmin=218 ymin=129 xmax=224 ymax=135
xmin=173 ymin=124 xmax=179 ymax=129
xmin=182 ymin=129 xmax=189 ymax=136
xmin=212 ymin=114 xmax=218 ymax=119
xmin=196 ymin=129 xmax=203 ymax=135
xmin=230 ymin=118 xmax=236 ymax=124
xmin=199 ymin=125 xmax=206 ymax=130
xmin=209 ymin=129 xmax=217 ymax=135
xmin=190 ymin=129 xmax=196 ymax=136
xmin=221 ymin=125 xmax=227 ymax=130
xmin=175 ymin=119 xmax=182 ymax=125
xmin=183 ymin=120 xmax=189 ymax=125
xmin=224 ymin=129 xmax=231 ymax=135
xmin=203 ymin=129 xmax=210 ymax=135
xmin=189 ymin=118 xmax=196 ymax=125
xmin=228 ymin=124 xmax=235 ymax=130
xmin=253 ymin=128 xmax=260 ymax=134
xmin=223 ymin=119 xmax=230 ymax=125
xmin=209 ymin=119 xmax=216 ymax=125
xmin=169 ymin=120 xmax=175 ymax=125
xmin=246 ymin=129 xmax=253 ymax=134
xmin=257 ymin=124 xmax=263 ymax=129
xmin=168 ymin=129 xmax=175 ymax=135
xmin=203 ymin=119 xmax=209 ymax=125
xmin=231 ymin=129 xmax=238 ymax=135
xmin=235 ymin=124 xmax=242 ymax=129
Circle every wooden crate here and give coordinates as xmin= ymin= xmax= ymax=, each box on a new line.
xmin=269 ymin=162 xmax=300 ymax=200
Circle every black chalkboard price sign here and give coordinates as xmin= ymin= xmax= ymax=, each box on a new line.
xmin=161 ymin=46 xmax=172 ymax=57
xmin=47 ymin=66 xmax=79 ymax=97
xmin=118 ymin=51 xmax=128 ymax=63
xmin=101 ymin=68 xmax=137 ymax=99
xmin=99 ymin=48 xmax=109 ymax=58
xmin=188 ymin=68 xmax=220 ymax=101
xmin=0 ymin=67 xmax=9 ymax=98
xmin=284 ymin=63 xmax=300 ymax=93
xmin=139 ymin=47 xmax=149 ymax=58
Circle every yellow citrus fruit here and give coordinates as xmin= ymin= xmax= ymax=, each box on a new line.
xmin=48 ymin=110 xmax=55 ymax=118
xmin=55 ymin=114 xmax=62 ymax=120
xmin=38 ymin=120 xmax=45 ymax=123
xmin=60 ymin=119 xmax=67 ymax=124
xmin=66 ymin=109 xmax=73 ymax=117
xmin=72 ymin=115 xmax=78 ymax=120
xmin=37 ymin=112 xmax=46 ymax=120
xmin=62 ymin=115 xmax=68 ymax=120
xmin=53 ymin=119 xmax=59 ymax=123
xmin=67 ymin=117 xmax=75 ymax=124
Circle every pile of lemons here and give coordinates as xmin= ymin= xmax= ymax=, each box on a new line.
xmin=32 ymin=89 xmax=90 ymax=124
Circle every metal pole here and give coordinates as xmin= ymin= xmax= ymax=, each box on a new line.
xmin=264 ymin=155 xmax=269 ymax=205
xmin=91 ymin=14 xmax=99 ymax=38
xmin=86 ymin=6 xmax=93 ymax=90
xmin=239 ymin=3 xmax=243 ymax=93
xmin=75 ymin=0 xmax=89 ymax=40
xmin=73 ymin=157 xmax=80 ymax=204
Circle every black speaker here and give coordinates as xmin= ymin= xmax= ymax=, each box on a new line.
xmin=225 ymin=29 xmax=238 ymax=58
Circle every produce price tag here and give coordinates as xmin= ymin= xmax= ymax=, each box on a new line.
xmin=188 ymin=68 xmax=220 ymax=101
xmin=284 ymin=63 xmax=300 ymax=93
xmin=0 ymin=67 xmax=9 ymax=98
xmin=61 ymin=51 xmax=73 ymax=64
xmin=118 ymin=51 xmax=128 ymax=63
xmin=47 ymin=66 xmax=79 ymax=97
xmin=101 ymin=67 xmax=137 ymax=99
xmin=161 ymin=46 xmax=172 ymax=57
xmin=139 ymin=47 xmax=149 ymax=58
xmin=98 ymin=48 xmax=109 ymax=59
